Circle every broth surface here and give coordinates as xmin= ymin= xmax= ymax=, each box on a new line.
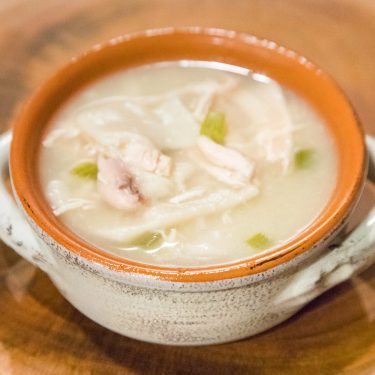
xmin=40 ymin=62 xmax=337 ymax=266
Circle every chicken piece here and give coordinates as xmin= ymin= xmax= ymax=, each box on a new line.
xmin=135 ymin=171 xmax=174 ymax=201
xmin=199 ymin=163 xmax=250 ymax=188
xmin=123 ymin=141 xmax=172 ymax=177
xmin=97 ymin=156 xmax=142 ymax=210
xmin=197 ymin=136 xmax=254 ymax=187
xmin=231 ymin=80 xmax=293 ymax=172
xmin=156 ymin=154 xmax=172 ymax=176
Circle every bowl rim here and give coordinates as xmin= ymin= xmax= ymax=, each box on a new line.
xmin=10 ymin=27 xmax=367 ymax=282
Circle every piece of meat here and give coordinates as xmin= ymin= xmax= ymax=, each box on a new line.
xmin=97 ymin=156 xmax=142 ymax=210
xmin=231 ymin=79 xmax=293 ymax=172
xmin=199 ymin=163 xmax=250 ymax=188
xmin=123 ymin=141 xmax=172 ymax=177
xmin=197 ymin=135 xmax=254 ymax=187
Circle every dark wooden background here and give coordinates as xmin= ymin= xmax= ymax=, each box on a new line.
xmin=0 ymin=1 xmax=374 ymax=374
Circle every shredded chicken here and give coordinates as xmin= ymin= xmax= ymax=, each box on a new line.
xmin=231 ymin=80 xmax=294 ymax=172
xmin=196 ymin=136 xmax=254 ymax=188
xmin=44 ymin=76 xmax=263 ymax=225
xmin=123 ymin=141 xmax=172 ymax=177
xmin=134 ymin=171 xmax=174 ymax=201
xmin=97 ymin=156 xmax=142 ymax=210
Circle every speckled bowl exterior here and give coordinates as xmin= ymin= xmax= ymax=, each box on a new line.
xmin=10 ymin=210 xmax=337 ymax=345
xmin=1 ymin=28 xmax=374 ymax=345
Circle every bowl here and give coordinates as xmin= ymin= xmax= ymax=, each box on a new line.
xmin=0 ymin=27 xmax=374 ymax=345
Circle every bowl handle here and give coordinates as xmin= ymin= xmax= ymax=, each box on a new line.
xmin=0 ymin=131 xmax=55 ymax=272
xmin=276 ymin=135 xmax=375 ymax=307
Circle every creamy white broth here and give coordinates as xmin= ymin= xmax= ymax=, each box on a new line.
xmin=39 ymin=62 xmax=337 ymax=266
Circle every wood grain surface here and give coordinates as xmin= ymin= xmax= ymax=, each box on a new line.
xmin=0 ymin=0 xmax=375 ymax=374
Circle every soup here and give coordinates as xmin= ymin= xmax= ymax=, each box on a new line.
xmin=39 ymin=62 xmax=337 ymax=267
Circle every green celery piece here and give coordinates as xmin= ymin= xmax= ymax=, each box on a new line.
xmin=294 ymin=148 xmax=315 ymax=170
xmin=71 ymin=162 xmax=98 ymax=179
xmin=200 ymin=111 xmax=227 ymax=144
xmin=130 ymin=232 xmax=163 ymax=250
xmin=246 ymin=233 xmax=272 ymax=250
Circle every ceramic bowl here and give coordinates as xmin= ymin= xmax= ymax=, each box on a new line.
xmin=1 ymin=28 xmax=374 ymax=345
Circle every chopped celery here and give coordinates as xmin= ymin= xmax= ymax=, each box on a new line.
xmin=294 ymin=148 xmax=315 ymax=170
xmin=200 ymin=111 xmax=227 ymax=144
xmin=70 ymin=162 xmax=98 ymax=179
xmin=246 ymin=233 xmax=272 ymax=250
xmin=130 ymin=231 xmax=163 ymax=250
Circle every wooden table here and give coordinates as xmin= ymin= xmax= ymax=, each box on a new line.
xmin=0 ymin=1 xmax=374 ymax=374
